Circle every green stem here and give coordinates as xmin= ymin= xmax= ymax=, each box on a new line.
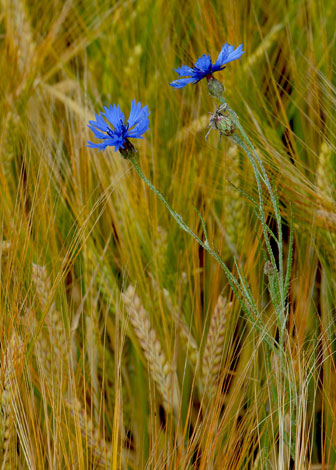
xmin=233 ymin=134 xmax=278 ymax=273
xmin=130 ymin=157 xmax=203 ymax=244
xmin=216 ymin=97 xmax=293 ymax=458
xmin=220 ymin=99 xmax=285 ymax=318
xmin=130 ymin=157 xmax=276 ymax=351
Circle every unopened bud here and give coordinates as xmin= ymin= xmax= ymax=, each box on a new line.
xmin=207 ymin=75 xmax=224 ymax=98
xmin=206 ymin=104 xmax=236 ymax=139
xmin=215 ymin=114 xmax=236 ymax=136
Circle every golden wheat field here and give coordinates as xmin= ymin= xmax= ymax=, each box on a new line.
xmin=0 ymin=0 xmax=335 ymax=468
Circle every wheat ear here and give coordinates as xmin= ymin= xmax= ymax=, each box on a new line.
xmin=243 ymin=23 xmax=283 ymax=71
xmin=162 ymin=288 xmax=199 ymax=369
xmin=122 ymin=285 xmax=180 ymax=415
xmin=202 ymin=295 xmax=232 ymax=398
xmin=31 ymin=263 xmax=69 ymax=379
xmin=66 ymin=398 xmax=114 ymax=469
xmin=0 ymin=332 xmax=24 ymax=467
xmin=315 ymin=143 xmax=336 ymax=271
xmin=2 ymin=0 xmax=35 ymax=73
xmin=225 ymin=144 xmax=245 ymax=256
xmin=316 ymin=141 xmax=334 ymax=202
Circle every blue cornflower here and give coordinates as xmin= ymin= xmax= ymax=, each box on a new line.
xmin=87 ymin=100 xmax=150 ymax=157
xmin=170 ymin=43 xmax=245 ymax=89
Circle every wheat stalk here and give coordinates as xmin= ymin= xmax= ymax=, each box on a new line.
xmin=168 ymin=114 xmax=210 ymax=146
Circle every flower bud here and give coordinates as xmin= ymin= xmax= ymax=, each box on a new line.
xmin=206 ymin=104 xmax=236 ymax=139
xmin=119 ymin=138 xmax=136 ymax=159
xmin=215 ymin=114 xmax=236 ymax=136
xmin=207 ymin=75 xmax=224 ymax=98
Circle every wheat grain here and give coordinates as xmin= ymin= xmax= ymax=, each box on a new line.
xmin=124 ymin=44 xmax=143 ymax=77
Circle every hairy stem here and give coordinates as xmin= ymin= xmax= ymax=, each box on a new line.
xmin=130 ymin=157 xmax=276 ymax=351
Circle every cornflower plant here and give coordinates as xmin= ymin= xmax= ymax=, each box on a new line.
xmin=88 ymin=42 xmax=294 ymax=466
xmin=171 ymin=43 xmax=295 ymax=465
xmin=170 ymin=42 xmax=293 ymax=348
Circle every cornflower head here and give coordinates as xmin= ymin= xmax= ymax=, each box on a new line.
xmin=206 ymin=103 xmax=236 ymax=139
xmin=87 ymin=100 xmax=150 ymax=158
xmin=170 ymin=43 xmax=244 ymax=97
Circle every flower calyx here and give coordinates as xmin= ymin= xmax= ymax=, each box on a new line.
xmin=207 ymin=75 xmax=224 ymax=98
xmin=206 ymin=103 xmax=236 ymax=139
xmin=119 ymin=139 xmax=136 ymax=159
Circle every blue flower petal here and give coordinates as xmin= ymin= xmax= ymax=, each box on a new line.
xmin=169 ymin=77 xmax=199 ymax=88
xmin=127 ymin=117 xmax=150 ymax=138
xmin=87 ymin=124 xmax=109 ymax=140
xmin=89 ymin=113 xmax=108 ymax=132
xmin=211 ymin=63 xmax=226 ymax=73
xmin=87 ymin=102 xmax=150 ymax=153
xmin=111 ymin=138 xmax=125 ymax=152
xmin=87 ymin=140 xmax=111 ymax=152
xmin=225 ymin=44 xmax=244 ymax=62
xmin=174 ymin=65 xmax=195 ymax=77
xmin=103 ymin=104 xmax=125 ymax=129
xmin=214 ymin=43 xmax=245 ymax=69
xmin=128 ymin=100 xmax=142 ymax=127
xmin=194 ymin=54 xmax=212 ymax=73
xmin=128 ymin=100 xmax=150 ymax=129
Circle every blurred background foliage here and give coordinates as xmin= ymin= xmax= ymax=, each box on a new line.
xmin=0 ymin=0 xmax=335 ymax=468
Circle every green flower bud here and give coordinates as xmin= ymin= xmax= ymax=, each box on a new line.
xmin=215 ymin=114 xmax=236 ymax=136
xmin=207 ymin=75 xmax=225 ymax=97
xmin=206 ymin=104 xmax=236 ymax=139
